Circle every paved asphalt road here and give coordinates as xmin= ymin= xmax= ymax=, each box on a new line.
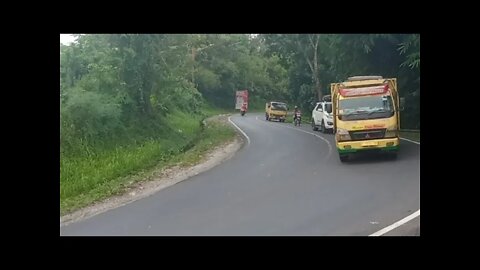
xmin=61 ymin=113 xmax=420 ymax=236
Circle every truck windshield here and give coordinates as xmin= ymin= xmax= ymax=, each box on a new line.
xmin=271 ymin=103 xmax=287 ymax=111
xmin=338 ymin=95 xmax=394 ymax=121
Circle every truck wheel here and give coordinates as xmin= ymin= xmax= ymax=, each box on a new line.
xmin=321 ymin=120 xmax=326 ymax=133
xmin=312 ymin=120 xmax=318 ymax=131
xmin=339 ymin=154 xmax=349 ymax=162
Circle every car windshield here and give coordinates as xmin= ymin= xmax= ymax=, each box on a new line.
xmin=271 ymin=103 xmax=287 ymax=111
xmin=325 ymin=103 xmax=332 ymax=113
xmin=338 ymin=95 xmax=394 ymax=121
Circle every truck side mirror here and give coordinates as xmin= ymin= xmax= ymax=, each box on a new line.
xmin=400 ymin=97 xmax=405 ymax=111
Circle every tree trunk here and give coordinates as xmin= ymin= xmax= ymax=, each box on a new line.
xmin=314 ymin=77 xmax=322 ymax=102
xmin=305 ymin=34 xmax=322 ymax=102
xmin=312 ymin=37 xmax=322 ymax=101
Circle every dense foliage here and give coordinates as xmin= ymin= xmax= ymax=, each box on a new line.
xmin=61 ymin=33 xmax=420 ymax=154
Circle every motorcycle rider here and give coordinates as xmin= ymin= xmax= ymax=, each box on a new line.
xmin=293 ymin=106 xmax=301 ymax=123
xmin=240 ymin=102 xmax=247 ymax=115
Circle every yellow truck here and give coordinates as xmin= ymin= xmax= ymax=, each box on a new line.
xmin=265 ymin=101 xmax=288 ymax=122
xmin=331 ymin=76 xmax=404 ymax=162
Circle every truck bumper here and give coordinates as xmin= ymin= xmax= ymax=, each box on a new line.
xmin=337 ymin=138 xmax=399 ymax=154
xmin=269 ymin=115 xmax=286 ymax=120
xmin=325 ymin=121 xmax=334 ymax=129
xmin=313 ymin=119 xmax=334 ymax=129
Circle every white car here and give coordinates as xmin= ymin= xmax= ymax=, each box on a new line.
xmin=311 ymin=101 xmax=333 ymax=133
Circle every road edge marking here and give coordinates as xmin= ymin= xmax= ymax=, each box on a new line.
xmin=282 ymin=125 xmax=332 ymax=158
xmin=257 ymin=114 xmax=419 ymax=235
xmin=255 ymin=116 xmax=332 ymax=158
xmin=400 ymin=137 xmax=420 ymax=145
xmin=228 ymin=116 xmax=251 ymax=145
xmin=369 ymin=209 xmax=420 ymax=236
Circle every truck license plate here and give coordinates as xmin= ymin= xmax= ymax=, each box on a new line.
xmin=362 ymin=142 xmax=378 ymax=147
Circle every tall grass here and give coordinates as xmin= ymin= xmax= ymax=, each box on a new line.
xmin=60 ymin=109 xmax=235 ymax=215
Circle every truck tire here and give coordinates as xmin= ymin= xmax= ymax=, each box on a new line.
xmin=339 ymin=154 xmax=349 ymax=162
xmin=312 ymin=119 xmax=318 ymax=131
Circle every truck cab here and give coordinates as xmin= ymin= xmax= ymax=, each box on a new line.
xmin=265 ymin=101 xmax=288 ymax=122
xmin=331 ymin=76 xmax=402 ymax=162
xmin=311 ymin=96 xmax=333 ymax=133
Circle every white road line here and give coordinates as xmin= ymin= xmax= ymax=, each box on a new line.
xmin=400 ymin=137 xmax=420 ymax=145
xmin=228 ymin=116 xmax=250 ymax=145
xmin=369 ymin=209 xmax=420 ymax=236
xmin=257 ymin=115 xmax=419 ymax=146
xmin=255 ymin=116 xmax=420 ymax=236
xmin=257 ymin=115 xmax=419 ymax=235
xmin=255 ymin=116 xmax=332 ymax=158
xmin=282 ymin=125 xmax=332 ymax=158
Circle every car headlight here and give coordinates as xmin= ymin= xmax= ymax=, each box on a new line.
xmin=336 ymin=128 xmax=351 ymax=141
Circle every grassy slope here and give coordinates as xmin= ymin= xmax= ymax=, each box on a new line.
xmin=60 ymin=108 xmax=236 ymax=215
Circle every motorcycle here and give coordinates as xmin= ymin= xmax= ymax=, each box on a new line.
xmin=240 ymin=103 xmax=247 ymax=116
xmin=294 ymin=111 xmax=302 ymax=126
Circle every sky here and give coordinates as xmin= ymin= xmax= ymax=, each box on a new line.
xmin=60 ymin=34 xmax=76 ymax=45
xmin=60 ymin=34 xmax=259 ymax=45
